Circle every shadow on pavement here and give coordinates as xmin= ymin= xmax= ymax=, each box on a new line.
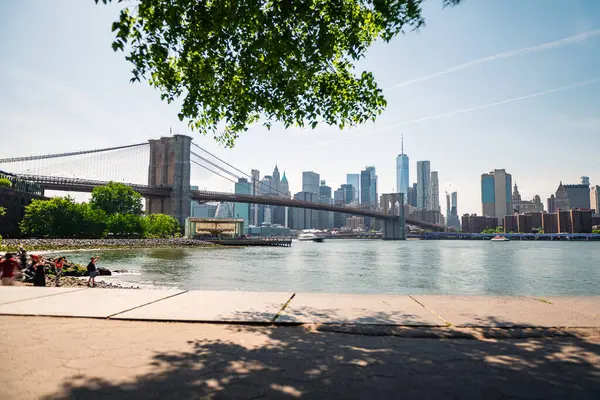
xmin=43 ymin=314 xmax=600 ymax=400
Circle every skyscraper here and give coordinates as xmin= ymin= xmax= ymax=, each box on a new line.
xmin=481 ymin=169 xmax=512 ymax=223
xmin=396 ymin=135 xmax=409 ymax=203
xmin=346 ymin=174 xmax=360 ymax=202
xmin=319 ymin=180 xmax=332 ymax=199
xmin=547 ymin=194 xmax=556 ymax=213
xmin=272 ymin=165 xmax=281 ymax=195
xmin=302 ymin=171 xmax=320 ymax=196
xmin=366 ymin=166 xmax=377 ymax=208
xmin=234 ymin=178 xmax=251 ymax=232
xmin=430 ymin=171 xmax=440 ymax=212
xmin=591 ymin=185 xmax=600 ymax=215
xmin=360 ymin=169 xmax=371 ymax=207
xmin=280 ymin=171 xmax=290 ymax=197
xmin=416 ymin=161 xmax=431 ymax=210
xmin=250 ymin=169 xmax=260 ymax=225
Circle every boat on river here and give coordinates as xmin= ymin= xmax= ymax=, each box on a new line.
xmin=490 ymin=235 xmax=509 ymax=242
xmin=297 ymin=233 xmax=325 ymax=243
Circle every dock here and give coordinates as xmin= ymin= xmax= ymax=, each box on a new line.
xmin=205 ymin=238 xmax=292 ymax=247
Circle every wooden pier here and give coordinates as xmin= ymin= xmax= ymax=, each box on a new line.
xmin=206 ymin=238 xmax=292 ymax=247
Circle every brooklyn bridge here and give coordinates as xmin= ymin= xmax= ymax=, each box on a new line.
xmin=0 ymin=134 xmax=446 ymax=239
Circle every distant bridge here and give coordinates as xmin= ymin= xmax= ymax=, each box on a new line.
xmin=1 ymin=135 xmax=449 ymax=238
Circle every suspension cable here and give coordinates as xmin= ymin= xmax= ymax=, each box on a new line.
xmin=0 ymin=143 xmax=148 ymax=164
xmin=191 ymin=142 xmax=291 ymax=197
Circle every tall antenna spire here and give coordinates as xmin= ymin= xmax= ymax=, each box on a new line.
xmin=401 ymin=134 xmax=404 ymax=155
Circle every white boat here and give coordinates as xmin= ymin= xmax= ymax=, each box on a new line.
xmin=490 ymin=235 xmax=509 ymax=242
xmin=297 ymin=233 xmax=324 ymax=243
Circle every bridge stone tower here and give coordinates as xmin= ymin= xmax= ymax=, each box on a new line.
xmin=380 ymin=193 xmax=406 ymax=240
xmin=146 ymin=134 xmax=192 ymax=226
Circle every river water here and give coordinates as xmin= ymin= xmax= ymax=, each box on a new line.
xmin=63 ymin=240 xmax=600 ymax=296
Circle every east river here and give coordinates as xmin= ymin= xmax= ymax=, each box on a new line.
xmin=64 ymin=240 xmax=600 ymax=296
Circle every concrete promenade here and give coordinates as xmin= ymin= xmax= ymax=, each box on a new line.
xmin=1 ymin=287 xmax=599 ymax=327
xmin=1 ymin=288 xmax=600 ymax=399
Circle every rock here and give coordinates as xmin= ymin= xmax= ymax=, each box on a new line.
xmin=97 ymin=267 xmax=111 ymax=276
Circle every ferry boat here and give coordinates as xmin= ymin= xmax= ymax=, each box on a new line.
xmin=490 ymin=235 xmax=509 ymax=242
xmin=297 ymin=233 xmax=325 ymax=243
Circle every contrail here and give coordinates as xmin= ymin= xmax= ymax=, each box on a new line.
xmin=364 ymin=78 xmax=600 ymax=135
xmin=386 ymin=29 xmax=600 ymax=91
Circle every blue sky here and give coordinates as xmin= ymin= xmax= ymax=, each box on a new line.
xmin=1 ymin=0 xmax=599 ymax=215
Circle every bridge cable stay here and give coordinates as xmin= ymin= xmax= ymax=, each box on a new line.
xmin=191 ymin=142 xmax=291 ymax=198
xmin=0 ymin=144 xmax=149 ymax=185
xmin=190 ymin=151 xmax=243 ymax=182
xmin=0 ymin=142 xmax=148 ymax=164
xmin=190 ymin=159 xmax=239 ymax=185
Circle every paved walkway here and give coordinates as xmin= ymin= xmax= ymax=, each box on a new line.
xmin=1 ymin=316 xmax=599 ymax=399
xmin=1 ymin=287 xmax=599 ymax=327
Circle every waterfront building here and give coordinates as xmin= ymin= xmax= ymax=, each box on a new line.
xmin=564 ymin=183 xmax=590 ymax=209
xmin=302 ymin=171 xmax=320 ymax=196
xmin=318 ymin=180 xmax=334 ymax=230
xmin=591 ymin=185 xmax=600 ymax=215
xmin=557 ymin=210 xmax=571 ymax=233
xmin=547 ymin=194 xmax=556 ymax=214
xmin=517 ymin=214 xmax=533 ymax=233
xmin=396 ymin=136 xmax=409 ymax=203
xmin=481 ymin=169 xmax=512 ymax=223
xmin=248 ymin=223 xmax=291 ymax=237
xmin=555 ymin=182 xmax=570 ymax=210
xmin=461 ymin=214 xmax=498 ymax=233
xmin=430 ymin=171 xmax=440 ymax=212
xmin=570 ymin=209 xmax=593 ymax=233
xmin=416 ymin=161 xmax=431 ymax=210
xmin=346 ymin=173 xmax=360 ymax=202
xmin=233 ymin=178 xmax=251 ymax=232
xmin=503 ymin=215 xmax=517 ymax=233
xmin=360 ymin=169 xmax=372 ymax=207
xmin=346 ymin=216 xmax=365 ymax=230
xmin=527 ymin=212 xmax=543 ymax=230
xmin=542 ymin=213 xmax=558 ymax=233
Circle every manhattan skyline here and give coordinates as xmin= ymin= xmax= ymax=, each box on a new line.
xmin=1 ymin=0 xmax=599 ymax=215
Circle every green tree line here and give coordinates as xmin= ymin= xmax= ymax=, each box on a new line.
xmin=19 ymin=182 xmax=180 ymax=238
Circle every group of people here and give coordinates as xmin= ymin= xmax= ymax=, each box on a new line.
xmin=0 ymin=249 xmax=100 ymax=287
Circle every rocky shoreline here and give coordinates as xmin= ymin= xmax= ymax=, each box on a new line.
xmin=0 ymin=238 xmax=219 ymax=252
xmin=15 ymin=276 xmax=141 ymax=289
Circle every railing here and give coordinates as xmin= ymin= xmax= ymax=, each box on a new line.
xmin=0 ymin=171 xmax=43 ymax=196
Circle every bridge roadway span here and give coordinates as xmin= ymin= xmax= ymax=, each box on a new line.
xmin=17 ymin=174 xmax=444 ymax=230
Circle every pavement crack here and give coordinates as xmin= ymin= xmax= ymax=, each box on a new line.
xmin=106 ymin=290 xmax=189 ymax=319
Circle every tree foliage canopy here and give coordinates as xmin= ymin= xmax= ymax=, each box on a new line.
xmin=20 ymin=197 xmax=107 ymax=238
xmin=97 ymin=0 xmax=460 ymax=147
xmin=19 ymin=183 xmax=180 ymax=238
xmin=90 ymin=181 xmax=143 ymax=216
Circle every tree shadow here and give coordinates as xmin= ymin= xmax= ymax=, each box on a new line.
xmin=43 ymin=314 xmax=600 ymax=399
